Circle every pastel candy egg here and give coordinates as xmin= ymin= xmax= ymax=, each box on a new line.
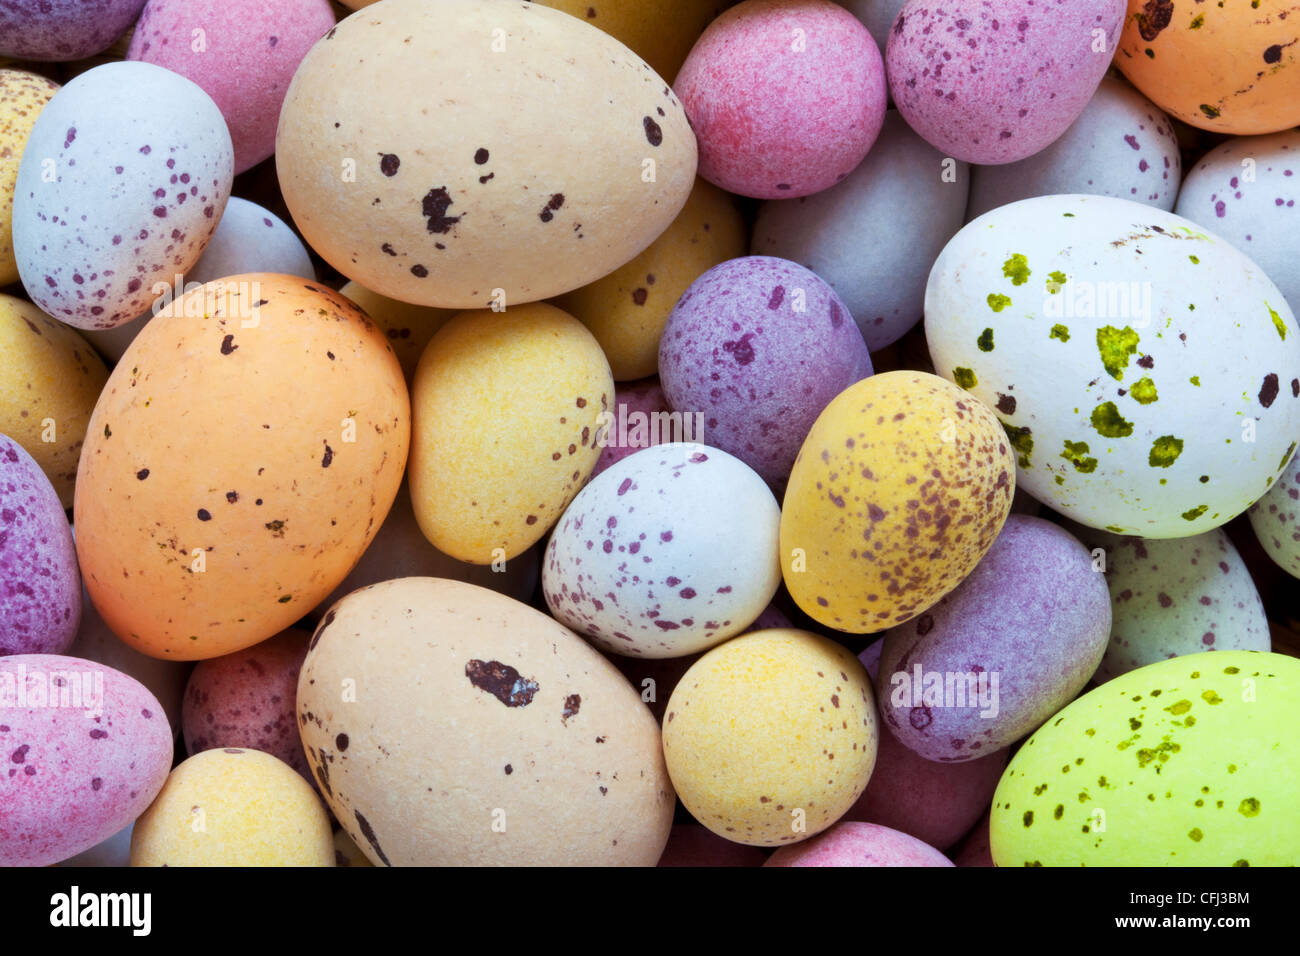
xmin=1 ymin=69 xmax=59 ymax=286
xmin=675 ymin=0 xmax=886 ymax=199
xmin=0 ymin=294 xmax=108 ymax=507
xmin=543 ymin=443 xmax=782 ymax=658
xmin=1248 ymin=448 xmax=1300 ymax=579
xmin=129 ymin=748 xmax=334 ymax=866
xmin=0 ymin=436 xmax=81 ymax=655
xmin=661 ymin=629 xmax=878 ymax=846
xmin=338 ymin=281 xmax=456 ymax=384
xmin=589 ymin=378 xmax=671 ymax=479
xmin=925 ymin=194 xmax=1300 ymax=537
xmin=409 ymin=303 xmax=612 ymax=563
xmin=0 ymin=0 xmax=147 ymax=61
xmin=0 ymin=654 xmax=173 ymax=867
xmin=659 ymin=257 xmax=873 ymax=485
xmin=764 ymin=821 xmax=953 ymax=866
xmin=657 ymin=824 xmax=768 ymax=867
xmin=887 ymin=0 xmax=1124 ymax=164
xmin=877 ymin=515 xmax=1112 ymax=762
xmin=128 ymin=0 xmax=337 ymax=173
xmin=966 ymin=76 xmax=1182 ymax=221
xmin=12 ymin=61 xmax=234 ymax=330
xmin=780 ymin=370 xmax=1015 ymax=634
xmin=751 ymin=112 xmax=969 ymax=352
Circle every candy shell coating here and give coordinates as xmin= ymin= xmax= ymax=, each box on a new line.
xmin=0 ymin=69 xmax=59 ymax=285
xmin=763 ymin=820 xmax=953 ymax=866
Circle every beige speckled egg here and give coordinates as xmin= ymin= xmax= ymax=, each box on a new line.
xmin=338 ymin=280 xmax=456 ymax=383
xmin=0 ymin=68 xmax=58 ymax=286
xmin=129 ymin=748 xmax=334 ymax=867
xmin=410 ymin=302 xmax=613 ymax=563
xmin=0 ymin=294 xmax=107 ymax=507
xmin=661 ymin=628 xmax=878 ymax=847
xmin=276 ymin=0 xmax=696 ymax=309
xmin=73 ymin=274 xmax=409 ymax=661
xmin=299 ymin=577 xmax=675 ymax=866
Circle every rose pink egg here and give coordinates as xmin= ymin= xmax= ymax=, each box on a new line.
xmin=589 ymin=378 xmax=671 ymax=480
xmin=657 ymin=824 xmax=768 ymax=866
xmin=764 ymin=821 xmax=953 ymax=866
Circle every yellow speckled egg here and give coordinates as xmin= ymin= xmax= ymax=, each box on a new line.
xmin=129 ymin=748 xmax=334 ymax=867
xmin=1118 ymin=0 xmax=1300 ymax=134
xmin=410 ymin=302 xmax=612 ymax=563
xmin=780 ymin=370 xmax=1015 ymax=634
xmin=0 ymin=294 xmax=107 ymax=507
xmin=662 ymin=628 xmax=877 ymax=847
xmin=338 ymin=280 xmax=456 ymax=383
xmin=276 ymin=0 xmax=696 ymax=310
xmin=1 ymin=69 xmax=58 ymax=286
xmin=74 ymin=274 xmax=409 ymax=660
xmin=554 ymin=178 xmax=746 ymax=381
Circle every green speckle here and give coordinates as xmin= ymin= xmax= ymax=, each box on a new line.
xmin=977 ymin=327 xmax=995 ymax=351
xmin=1054 ymin=474 xmax=1065 ymax=485
xmin=1188 ymin=255 xmax=1200 ymax=264
xmin=1023 ymin=810 xmax=1034 ymax=828
xmin=103 ymin=424 xmax=111 ymax=438
xmin=1224 ymin=666 xmax=1240 ymax=675
xmin=1003 ymin=422 xmax=1034 ymax=468
xmin=1189 ymin=13 xmax=1204 ymax=28
xmin=987 ymin=293 xmax=1012 ymax=312
xmin=1183 ymin=715 xmax=1196 ymax=727
xmin=1105 ymin=525 xmax=1125 ymax=533
xmin=1148 ymin=435 xmax=1184 ymax=468
xmin=1201 ymin=689 xmax=1222 ymax=705
xmin=1096 ymin=325 xmax=1140 ymax=380
xmin=1238 ymin=797 xmax=1260 ymax=818
xmin=1227 ymin=763 xmax=1237 ymax=773
xmin=1128 ymin=717 xmax=1142 ymax=731
xmin=1002 ymin=253 xmax=1031 ymax=285
xmin=1061 ymin=440 xmax=1097 ymax=473
xmin=1090 ymin=402 xmax=1133 ymax=438
xmin=1033 ymin=783 xmax=1048 ymax=796
xmin=1182 ymin=505 xmax=1208 ymax=521
xmin=1200 ymin=103 xmax=1220 ymax=119
xmin=1050 ymin=324 xmax=1070 ymax=342
xmin=1278 ymin=441 xmax=1297 ymax=472
xmin=1189 ymin=376 xmax=1200 ymax=387
xmin=1046 ymin=271 xmax=1067 ymax=294
xmin=953 ymin=367 xmax=977 ymax=390
xmin=188 ymin=635 xmax=198 ymax=641
xmin=1130 ymin=377 xmax=1158 ymax=404
xmin=1188 ymin=827 xmax=1203 ymax=842
xmin=1053 ymin=804 xmax=1064 ymax=820
xmin=1233 ymin=859 xmax=1250 ymax=867
xmin=1268 ymin=302 xmax=1287 ymax=340
xmin=1063 ymin=212 xmax=1075 ymax=217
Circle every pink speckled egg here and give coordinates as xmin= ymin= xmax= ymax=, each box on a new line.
xmin=675 ymin=0 xmax=886 ymax=198
xmin=658 ymin=824 xmax=769 ymax=866
xmin=0 ymin=654 xmax=173 ymax=867
xmin=590 ymin=378 xmax=671 ymax=480
xmin=659 ymin=257 xmax=872 ymax=486
xmin=128 ymin=0 xmax=337 ymax=174
xmin=764 ymin=821 xmax=953 ymax=866
xmin=886 ymin=0 xmax=1124 ymax=164
xmin=0 ymin=435 xmax=80 ymax=656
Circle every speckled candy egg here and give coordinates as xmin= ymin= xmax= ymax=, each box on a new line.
xmin=409 ymin=303 xmax=612 ymax=564
xmin=991 ymin=651 xmax=1300 ymax=866
xmin=1 ymin=70 xmax=59 ymax=286
xmin=1117 ymin=0 xmax=1300 ymax=135
xmin=675 ymin=0 xmax=885 ymax=199
xmin=74 ymin=275 xmax=409 ymax=660
xmin=0 ymin=655 xmax=173 ymax=867
xmin=128 ymin=0 xmax=336 ymax=173
xmin=0 ymin=295 xmax=108 ymax=507
xmin=543 ymin=443 xmax=782 ymax=658
xmin=887 ymin=0 xmax=1124 ymax=165
xmin=555 ymin=178 xmax=746 ymax=382
xmin=764 ymin=821 xmax=953 ymax=866
xmin=299 ymin=577 xmax=675 ymax=866
xmin=877 ymin=515 xmax=1111 ymax=762
xmin=662 ymin=629 xmax=877 ymax=846
xmin=780 ymin=370 xmax=1015 ymax=634
xmin=1174 ymin=130 xmax=1300 ymax=311
xmin=276 ymin=0 xmax=695 ymax=309
xmin=12 ymin=61 xmax=234 ymax=330
xmin=1250 ymin=448 xmax=1300 ymax=579
xmin=751 ymin=112 xmax=969 ymax=352
xmin=660 ymin=257 xmax=873 ymax=485
xmin=338 ymin=281 xmax=455 ymax=384
xmin=589 ymin=378 xmax=671 ymax=479
xmin=1062 ymin=521 xmax=1269 ymax=682
xmin=0 ymin=0 xmax=146 ymax=61
xmin=926 ymin=194 xmax=1300 ymax=537
xmin=0 ymin=436 xmax=80 ymax=655
xmin=130 ymin=748 xmax=334 ymax=866
xmin=966 ymin=76 xmax=1182 ymax=220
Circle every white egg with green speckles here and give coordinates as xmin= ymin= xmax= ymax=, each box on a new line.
xmin=925 ymin=194 xmax=1300 ymax=538
xmin=1248 ymin=447 xmax=1300 ymax=579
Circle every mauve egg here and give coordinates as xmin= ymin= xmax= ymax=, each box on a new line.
xmin=589 ymin=378 xmax=672 ymax=480
xmin=0 ymin=0 xmax=147 ymax=61
xmin=763 ymin=821 xmax=953 ymax=866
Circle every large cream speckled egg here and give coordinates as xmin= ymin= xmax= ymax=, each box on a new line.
xmin=0 ymin=69 xmax=59 ymax=286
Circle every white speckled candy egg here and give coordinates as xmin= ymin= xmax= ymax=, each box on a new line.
xmin=925 ymin=193 xmax=1300 ymax=537
xmin=967 ymin=76 xmax=1182 ymax=221
xmin=1249 ymin=447 xmax=1300 ymax=579
xmin=544 ymin=443 xmax=782 ymax=659
xmin=12 ymin=61 xmax=233 ymax=330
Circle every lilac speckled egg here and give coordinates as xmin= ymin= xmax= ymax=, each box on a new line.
xmin=657 ymin=824 xmax=769 ymax=866
xmin=182 ymin=628 xmax=311 ymax=780
xmin=764 ymin=821 xmax=953 ymax=866
xmin=0 ymin=435 xmax=80 ymax=655
xmin=675 ymin=0 xmax=886 ymax=198
xmin=589 ymin=378 xmax=671 ymax=480
xmin=1174 ymin=129 xmax=1300 ymax=311
xmin=886 ymin=0 xmax=1124 ymax=164
xmin=967 ymin=76 xmax=1182 ymax=220
xmin=1250 ymin=448 xmax=1300 ymax=580
xmin=877 ymin=515 xmax=1111 ymax=762
xmin=543 ymin=443 xmax=782 ymax=658
xmin=12 ymin=61 xmax=233 ymax=330
xmin=0 ymin=0 xmax=146 ymax=61
xmin=0 ymin=654 xmax=173 ymax=867
xmin=952 ymin=811 xmax=993 ymax=866
xmin=659 ymin=257 xmax=873 ymax=485
xmin=752 ymin=113 xmax=969 ymax=352
xmin=128 ymin=0 xmax=336 ymax=174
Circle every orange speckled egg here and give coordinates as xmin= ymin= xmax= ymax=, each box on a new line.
xmin=73 ymin=274 xmax=409 ymax=661
xmin=1117 ymin=0 xmax=1300 ymax=134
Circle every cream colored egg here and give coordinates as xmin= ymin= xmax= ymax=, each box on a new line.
xmin=338 ymin=280 xmax=456 ymax=382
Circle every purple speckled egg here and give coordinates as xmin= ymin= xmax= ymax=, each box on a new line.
xmin=0 ymin=654 xmax=173 ymax=867
xmin=887 ymin=0 xmax=1125 ymax=164
xmin=589 ymin=378 xmax=672 ymax=480
xmin=182 ymin=628 xmax=310 ymax=781
xmin=657 ymin=824 xmax=768 ymax=867
xmin=0 ymin=0 xmax=146 ymax=61
xmin=763 ymin=821 xmax=953 ymax=866
xmin=659 ymin=257 xmax=873 ymax=486
xmin=0 ymin=435 xmax=80 ymax=655
xmin=877 ymin=514 xmax=1111 ymax=762
xmin=675 ymin=0 xmax=886 ymax=198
